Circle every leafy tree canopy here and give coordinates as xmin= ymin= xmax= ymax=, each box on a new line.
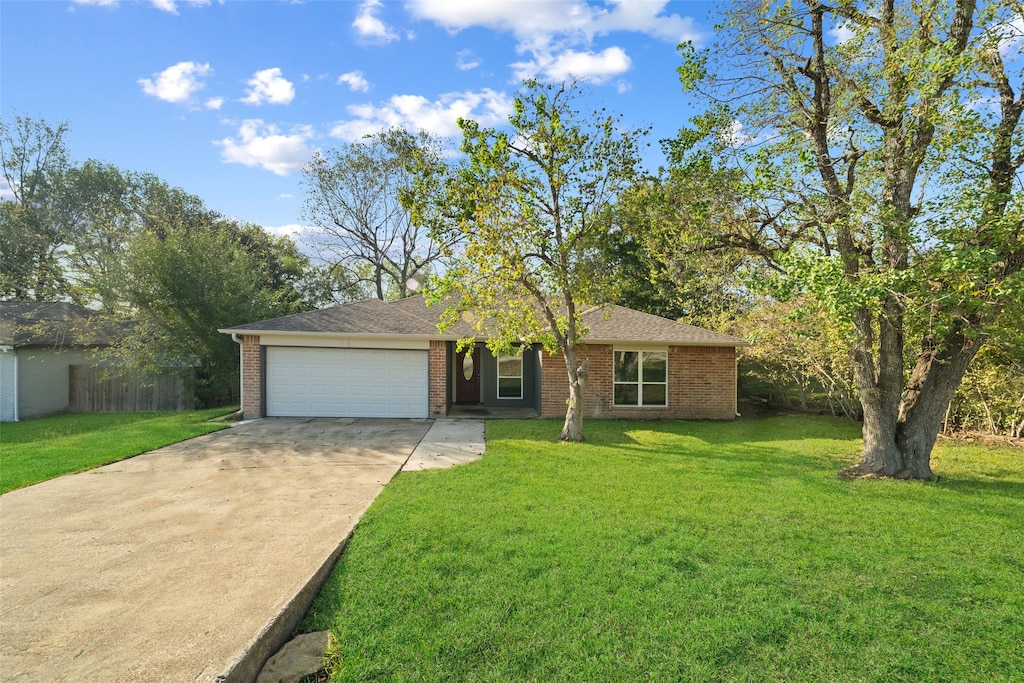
xmin=407 ymin=79 xmax=648 ymax=441
xmin=668 ymin=0 xmax=1022 ymax=478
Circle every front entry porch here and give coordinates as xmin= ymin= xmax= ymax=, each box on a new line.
xmin=446 ymin=404 xmax=541 ymax=419
xmin=444 ymin=341 xmax=542 ymax=416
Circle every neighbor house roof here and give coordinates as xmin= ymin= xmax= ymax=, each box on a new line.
xmin=221 ymin=296 xmax=746 ymax=347
xmin=0 ymin=302 xmax=120 ymax=348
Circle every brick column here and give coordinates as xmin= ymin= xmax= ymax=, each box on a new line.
xmin=428 ymin=340 xmax=447 ymax=417
xmin=240 ymin=335 xmax=262 ymax=420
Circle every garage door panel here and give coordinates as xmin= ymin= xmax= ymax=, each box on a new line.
xmin=266 ymin=347 xmax=428 ymax=418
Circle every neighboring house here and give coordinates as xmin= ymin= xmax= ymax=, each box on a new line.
xmin=220 ymin=297 xmax=746 ymax=422
xmin=0 ymin=302 xmax=188 ymax=422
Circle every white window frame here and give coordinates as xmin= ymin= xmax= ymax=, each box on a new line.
xmin=496 ymin=353 xmax=524 ymax=400
xmin=613 ymin=348 xmax=668 ymax=407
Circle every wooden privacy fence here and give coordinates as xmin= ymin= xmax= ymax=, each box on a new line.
xmin=69 ymin=365 xmax=193 ymax=413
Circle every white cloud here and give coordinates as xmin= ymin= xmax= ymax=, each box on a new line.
xmin=151 ymin=0 xmax=178 ymax=13
xmin=139 ymin=61 xmax=212 ymax=104
xmin=73 ymin=0 xmax=212 ymax=10
xmin=242 ymin=68 xmax=295 ymax=106
xmin=275 ymin=193 xmax=295 ymax=200
xmin=263 ymin=223 xmax=310 ymax=238
xmin=407 ymin=0 xmax=700 ymax=48
xmin=0 ymin=181 xmax=17 ymax=202
xmin=407 ymin=0 xmax=698 ymax=85
xmin=329 ymin=88 xmax=513 ymax=140
xmin=512 ymin=46 xmax=631 ymax=83
xmin=456 ymin=49 xmax=481 ymax=71
xmin=353 ymin=0 xmax=399 ymax=42
xmin=828 ymin=22 xmax=855 ymax=45
xmin=205 ymin=96 xmax=224 ymax=110
xmin=337 ymin=70 xmax=371 ymax=92
xmin=719 ymin=120 xmax=773 ymax=149
xmin=998 ymin=13 xmax=1024 ymax=58
xmin=216 ymin=119 xmax=315 ymax=175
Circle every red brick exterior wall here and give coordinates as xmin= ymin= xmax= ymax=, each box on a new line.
xmin=429 ymin=340 xmax=448 ymax=417
xmin=240 ymin=334 xmax=262 ymax=420
xmin=540 ymin=344 xmax=737 ymax=420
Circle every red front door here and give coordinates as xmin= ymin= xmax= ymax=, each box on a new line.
xmin=455 ymin=345 xmax=481 ymax=403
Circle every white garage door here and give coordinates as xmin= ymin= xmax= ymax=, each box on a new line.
xmin=266 ymin=347 xmax=428 ymax=418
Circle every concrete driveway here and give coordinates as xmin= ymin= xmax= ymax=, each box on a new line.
xmin=0 ymin=418 xmax=432 ymax=682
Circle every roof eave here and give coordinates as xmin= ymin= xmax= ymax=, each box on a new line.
xmin=218 ymin=328 xmax=461 ymax=341
xmin=582 ymin=338 xmax=748 ymax=348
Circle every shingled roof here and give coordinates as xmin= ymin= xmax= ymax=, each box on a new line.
xmin=222 ymin=298 xmax=438 ymax=336
xmin=0 ymin=302 xmax=121 ymax=347
xmin=580 ymin=305 xmax=745 ymax=346
xmin=222 ymin=296 xmax=745 ymax=347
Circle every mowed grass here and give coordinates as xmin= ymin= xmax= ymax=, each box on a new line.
xmin=0 ymin=408 xmax=234 ymax=493
xmin=303 ymin=416 xmax=1024 ymax=682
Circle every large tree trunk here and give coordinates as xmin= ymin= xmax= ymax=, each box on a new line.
xmin=560 ymin=347 xmax=587 ymax=442
xmin=846 ymin=315 xmax=984 ymax=480
xmin=894 ymin=323 xmax=983 ymax=478
xmin=846 ymin=306 xmax=906 ymax=476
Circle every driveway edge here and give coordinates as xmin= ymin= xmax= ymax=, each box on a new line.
xmin=216 ymin=532 xmax=353 ymax=683
xmin=217 ymin=421 xmax=437 ymax=682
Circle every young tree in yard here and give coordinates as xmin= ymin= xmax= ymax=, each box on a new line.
xmin=673 ymin=0 xmax=1023 ymax=478
xmin=408 ymin=80 xmax=647 ymax=442
xmin=301 ymin=128 xmax=451 ymax=301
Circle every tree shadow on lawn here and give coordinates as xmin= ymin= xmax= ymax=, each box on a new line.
xmin=488 ymin=417 xmax=1024 ymax=503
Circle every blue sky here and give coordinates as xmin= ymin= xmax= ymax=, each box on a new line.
xmin=1 ymin=0 xmax=716 ymax=236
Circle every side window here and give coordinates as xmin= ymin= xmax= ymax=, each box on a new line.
xmin=497 ymin=355 xmax=523 ymax=399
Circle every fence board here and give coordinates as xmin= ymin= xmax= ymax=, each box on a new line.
xmin=69 ymin=366 xmax=192 ymax=412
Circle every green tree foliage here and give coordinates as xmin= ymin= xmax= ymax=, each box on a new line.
xmin=734 ymin=298 xmax=860 ymax=419
xmin=408 ymin=80 xmax=647 ymax=442
xmin=0 ymin=114 xmax=73 ymax=300
xmin=301 ymin=128 xmax=451 ymax=301
xmin=1 ymin=114 xmax=326 ymax=403
xmin=672 ymin=0 xmax=1023 ymax=478
xmin=948 ymin=322 xmax=1024 ymax=437
xmin=610 ymin=162 xmax=756 ymax=330
xmin=116 ymin=215 xmax=315 ymax=404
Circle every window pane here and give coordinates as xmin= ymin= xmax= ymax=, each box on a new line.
xmin=642 ymin=383 xmax=666 ymax=406
xmin=498 ymin=377 xmax=522 ymax=398
xmin=642 ymin=352 xmax=667 ymax=383
xmin=614 ymin=351 xmax=638 ymax=382
xmin=614 ymin=383 xmax=639 ymax=405
xmin=498 ymin=356 xmax=522 ymax=378
xmin=462 ymin=351 xmax=474 ymax=381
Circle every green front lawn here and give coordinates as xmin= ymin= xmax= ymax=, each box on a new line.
xmin=303 ymin=416 xmax=1024 ymax=682
xmin=0 ymin=409 xmax=235 ymax=494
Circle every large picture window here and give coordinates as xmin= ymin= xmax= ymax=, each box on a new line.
xmin=497 ymin=354 xmax=523 ymax=399
xmin=613 ymin=350 xmax=667 ymax=406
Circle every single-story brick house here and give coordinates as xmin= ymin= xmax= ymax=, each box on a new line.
xmin=221 ymin=297 xmax=746 ymax=421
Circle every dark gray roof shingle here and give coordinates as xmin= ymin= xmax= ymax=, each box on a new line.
xmin=222 ymin=298 xmax=439 ymax=336
xmin=222 ymin=297 xmax=745 ymax=347
xmin=580 ymin=305 xmax=745 ymax=346
xmin=0 ymin=302 xmax=120 ymax=347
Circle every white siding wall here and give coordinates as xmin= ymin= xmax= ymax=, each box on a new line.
xmin=16 ymin=348 xmax=98 ymax=420
xmin=0 ymin=351 xmax=17 ymax=422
